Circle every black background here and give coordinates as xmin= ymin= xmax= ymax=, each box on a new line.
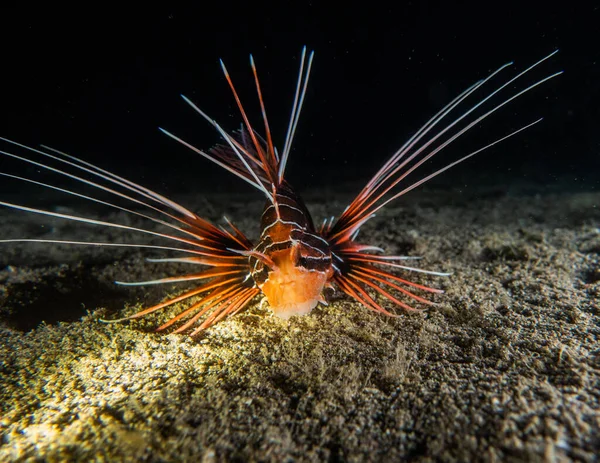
xmin=0 ymin=3 xmax=597 ymax=197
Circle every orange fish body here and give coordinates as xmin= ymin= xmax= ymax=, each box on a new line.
xmin=250 ymin=183 xmax=333 ymax=318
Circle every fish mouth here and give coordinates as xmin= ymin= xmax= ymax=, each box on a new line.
xmin=260 ymin=265 xmax=329 ymax=319
xmin=271 ymin=298 xmax=319 ymax=320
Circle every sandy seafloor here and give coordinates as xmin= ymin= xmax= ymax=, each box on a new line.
xmin=0 ymin=180 xmax=598 ymax=462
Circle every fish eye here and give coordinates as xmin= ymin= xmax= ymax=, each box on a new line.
xmin=297 ymin=255 xmax=309 ymax=267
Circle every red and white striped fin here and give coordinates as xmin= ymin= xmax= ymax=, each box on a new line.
xmin=326 ymin=50 xmax=562 ymax=246
xmin=159 ymin=47 xmax=315 ymax=200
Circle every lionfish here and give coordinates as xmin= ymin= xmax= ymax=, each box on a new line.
xmin=0 ymin=48 xmax=561 ymax=336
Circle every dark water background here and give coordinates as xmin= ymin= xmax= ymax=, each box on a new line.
xmin=0 ymin=5 xmax=597 ymax=201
